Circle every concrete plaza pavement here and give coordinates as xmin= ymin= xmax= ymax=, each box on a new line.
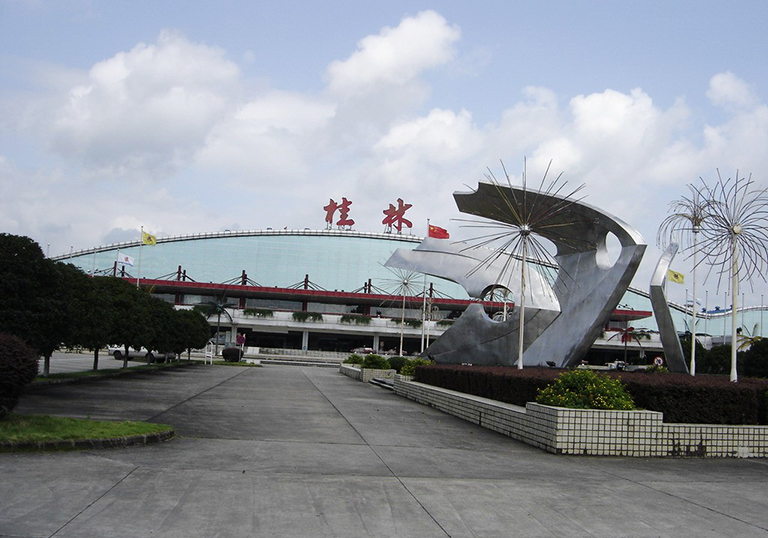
xmin=3 ymin=364 xmax=768 ymax=537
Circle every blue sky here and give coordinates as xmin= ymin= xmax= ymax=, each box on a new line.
xmin=2 ymin=0 xmax=768 ymax=306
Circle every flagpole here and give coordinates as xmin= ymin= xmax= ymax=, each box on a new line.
xmin=136 ymin=226 xmax=143 ymax=289
xmin=421 ymin=219 xmax=430 ymax=352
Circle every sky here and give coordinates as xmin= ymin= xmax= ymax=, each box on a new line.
xmin=2 ymin=0 xmax=768 ymax=309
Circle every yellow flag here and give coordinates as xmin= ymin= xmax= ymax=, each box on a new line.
xmin=141 ymin=231 xmax=157 ymax=246
xmin=667 ymin=269 xmax=684 ymax=284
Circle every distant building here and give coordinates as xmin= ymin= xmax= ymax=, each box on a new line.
xmin=58 ymin=228 xmax=762 ymax=362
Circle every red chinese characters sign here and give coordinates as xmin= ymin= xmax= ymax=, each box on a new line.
xmin=382 ymin=198 xmax=412 ymax=233
xmin=324 ymin=197 xmax=355 ymax=229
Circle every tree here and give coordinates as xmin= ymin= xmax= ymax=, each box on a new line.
xmin=0 ymin=234 xmax=71 ymax=375
xmin=60 ymin=263 xmax=113 ymax=371
xmin=607 ymin=326 xmax=651 ymax=363
xmin=194 ymin=295 xmax=236 ymax=356
xmin=97 ymin=277 xmax=155 ymax=368
xmin=697 ymin=344 xmax=732 ymax=375
xmin=171 ymin=309 xmax=211 ymax=360
xmin=740 ymin=338 xmax=768 ymax=378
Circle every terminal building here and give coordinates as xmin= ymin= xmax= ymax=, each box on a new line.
xmin=56 ymin=228 xmax=764 ymax=363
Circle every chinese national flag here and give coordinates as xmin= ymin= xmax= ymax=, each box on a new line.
xmin=428 ymin=224 xmax=450 ymax=239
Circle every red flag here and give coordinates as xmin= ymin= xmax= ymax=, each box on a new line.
xmin=428 ymin=224 xmax=450 ymax=239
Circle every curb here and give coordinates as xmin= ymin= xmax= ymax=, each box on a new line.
xmin=0 ymin=428 xmax=175 ymax=453
xmin=28 ymin=362 xmax=197 ymax=390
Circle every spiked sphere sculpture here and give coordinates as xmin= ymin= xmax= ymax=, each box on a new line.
xmin=692 ymin=171 xmax=768 ymax=382
xmin=457 ymin=159 xmax=586 ymax=368
xmin=657 ymin=183 xmax=715 ymax=376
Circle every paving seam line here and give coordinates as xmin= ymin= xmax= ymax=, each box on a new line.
xmin=304 ymin=369 xmax=453 ymax=537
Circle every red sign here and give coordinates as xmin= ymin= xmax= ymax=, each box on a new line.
xmin=323 ymin=197 xmax=355 ymax=229
xmin=382 ymin=198 xmax=412 ymax=233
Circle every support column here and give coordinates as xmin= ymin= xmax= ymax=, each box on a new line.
xmin=373 ymin=335 xmax=381 ymax=352
xmin=302 ymin=330 xmax=309 ymax=351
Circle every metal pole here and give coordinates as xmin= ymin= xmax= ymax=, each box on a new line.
xmin=517 ymin=235 xmax=528 ymax=369
xmin=691 ymin=232 xmax=698 ymax=376
xmin=730 ymin=234 xmax=739 ymax=382
xmin=420 ymin=273 xmax=427 ymax=352
xmin=399 ymin=293 xmax=406 ymax=356
xmin=705 ymin=290 xmax=709 ymax=336
xmin=136 ymin=226 xmax=143 ymax=289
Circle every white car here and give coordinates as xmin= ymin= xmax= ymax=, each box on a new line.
xmin=108 ymin=346 xmax=175 ymax=363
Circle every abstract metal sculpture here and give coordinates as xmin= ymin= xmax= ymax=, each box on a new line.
xmin=657 ymin=183 xmax=714 ymax=375
xmin=378 ymin=266 xmax=423 ymax=356
xmin=649 ymin=243 xmax=688 ymax=373
xmin=691 ymin=170 xmax=768 ymax=382
xmin=386 ymin=167 xmax=646 ymax=367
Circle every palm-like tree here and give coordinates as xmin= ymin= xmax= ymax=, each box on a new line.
xmin=607 ymin=326 xmax=651 ymax=363
xmin=657 ymin=182 xmax=715 ymax=376
xmin=194 ymin=295 xmax=237 ymax=356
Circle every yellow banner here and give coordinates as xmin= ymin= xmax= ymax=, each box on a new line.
xmin=667 ymin=269 xmax=684 ymax=284
xmin=141 ymin=231 xmax=156 ymax=246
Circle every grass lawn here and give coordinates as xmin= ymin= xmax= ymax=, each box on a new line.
xmin=0 ymin=414 xmax=172 ymax=449
xmin=35 ymin=361 xmax=192 ymax=382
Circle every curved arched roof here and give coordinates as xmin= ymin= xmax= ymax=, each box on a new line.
xmin=59 ymin=229 xmax=470 ymax=299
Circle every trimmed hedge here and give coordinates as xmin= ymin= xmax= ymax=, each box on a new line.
xmin=361 ymin=354 xmax=390 ymax=369
xmin=0 ymin=333 xmax=39 ymax=419
xmin=343 ymin=353 xmax=364 ymax=365
xmin=414 ymin=365 xmax=768 ymax=425
xmin=221 ymin=347 xmax=243 ymax=362
xmin=386 ymin=356 xmax=409 ymax=373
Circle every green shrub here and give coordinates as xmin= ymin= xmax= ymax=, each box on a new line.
xmin=340 ymin=314 xmax=371 ymax=325
xmin=221 ymin=347 xmax=243 ymax=362
xmin=740 ymin=338 xmax=768 ymax=378
xmin=387 ymin=356 xmax=409 ymax=373
xmin=361 ymin=354 xmax=390 ymax=369
xmin=243 ymin=308 xmax=273 ymax=318
xmin=436 ymin=319 xmax=454 ymax=327
xmin=402 ymin=318 xmax=422 ymax=328
xmin=343 ymin=353 xmax=364 ymax=365
xmin=0 ymin=333 xmax=39 ymax=419
xmin=401 ymin=358 xmax=433 ymax=377
xmin=536 ymin=369 xmax=635 ymax=410
xmin=292 ymin=311 xmax=323 ymax=322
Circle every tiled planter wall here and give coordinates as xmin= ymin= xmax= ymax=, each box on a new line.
xmin=392 ymin=375 xmax=768 ymax=458
xmin=339 ymin=364 xmax=396 ymax=383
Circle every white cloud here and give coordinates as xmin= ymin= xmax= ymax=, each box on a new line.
xmin=707 ymin=71 xmax=759 ymax=111
xmin=48 ymin=30 xmax=241 ymax=178
xmin=325 ymin=10 xmax=460 ymax=97
xmin=3 ymin=12 xmax=768 ymax=301
xmin=196 ymin=91 xmax=335 ymax=185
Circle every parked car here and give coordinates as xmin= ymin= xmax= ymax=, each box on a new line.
xmin=351 ymin=347 xmax=376 ymax=355
xmin=107 ymin=345 xmax=175 ymax=363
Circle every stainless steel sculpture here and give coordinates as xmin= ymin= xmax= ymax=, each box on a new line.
xmin=387 ymin=176 xmax=646 ymax=367
xmin=649 ymin=243 xmax=688 ymax=373
xmin=691 ymin=170 xmax=768 ymax=382
xmin=657 ymin=183 xmax=713 ymax=376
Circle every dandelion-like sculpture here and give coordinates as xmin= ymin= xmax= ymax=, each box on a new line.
xmin=385 ymin=160 xmax=647 ymax=368
xmin=657 ymin=183 xmax=715 ymax=376
xmin=692 ymin=170 xmax=768 ymax=382
xmin=378 ymin=266 xmax=423 ymax=356
xmin=455 ymin=160 xmax=586 ymax=368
